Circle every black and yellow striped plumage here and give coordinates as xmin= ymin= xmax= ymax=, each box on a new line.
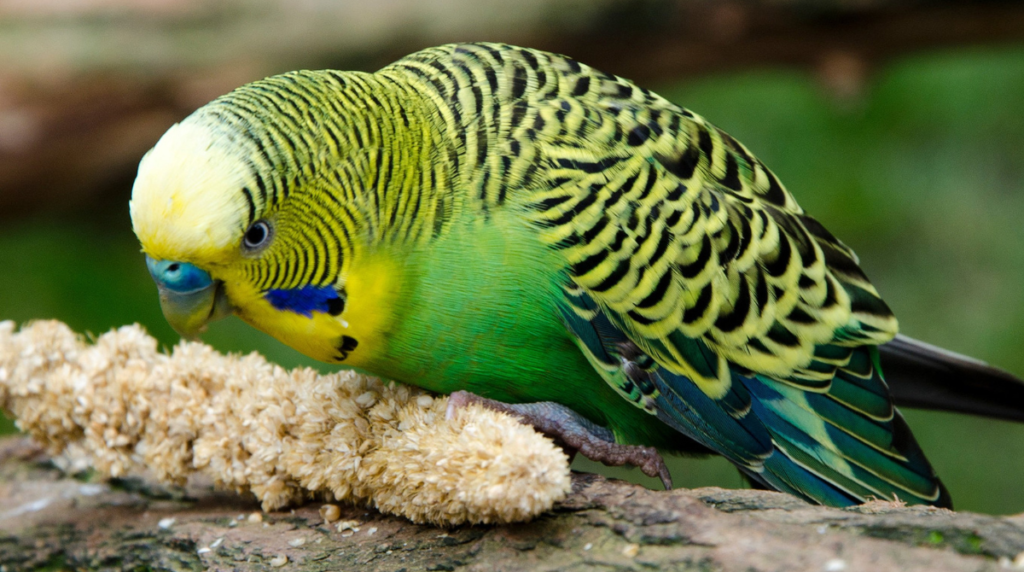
xmin=384 ymin=44 xmax=898 ymax=382
xmin=132 ymin=42 xmax=995 ymax=508
xmin=384 ymin=45 xmax=944 ymax=505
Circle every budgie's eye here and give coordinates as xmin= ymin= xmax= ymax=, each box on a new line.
xmin=243 ymin=221 xmax=271 ymax=250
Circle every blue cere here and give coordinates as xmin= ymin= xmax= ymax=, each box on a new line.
xmin=146 ymin=257 xmax=213 ymax=293
xmin=265 ymin=285 xmax=341 ymax=317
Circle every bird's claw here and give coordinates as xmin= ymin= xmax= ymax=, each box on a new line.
xmin=445 ymin=390 xmax=673 ymax=490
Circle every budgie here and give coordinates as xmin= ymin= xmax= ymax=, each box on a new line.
xmin=130 ymin=43 xmax=1024 ymax=509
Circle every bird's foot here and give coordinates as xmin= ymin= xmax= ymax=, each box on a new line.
xmin=446 ymin=390 xmax=672 ymax=489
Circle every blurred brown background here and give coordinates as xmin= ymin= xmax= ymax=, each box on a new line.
xmin=2 ymin=0 xmax=1024 ymax=514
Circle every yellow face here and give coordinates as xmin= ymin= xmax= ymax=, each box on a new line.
xmin=130 ymin=116 xmax=396 ymax=367
xmin=131 ymin=121 xmax=252 ymax=266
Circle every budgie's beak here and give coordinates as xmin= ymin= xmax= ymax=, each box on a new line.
xmin=145 ymin=257 xmax=234 ymax=338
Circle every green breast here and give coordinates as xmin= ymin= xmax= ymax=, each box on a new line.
xmin=353 ymin=207 xmax=679 ymax=448
xmin=361 ymin=212 xmax=600 ymax=418
xmin=370 ymin=210 xmax=572 ymax=393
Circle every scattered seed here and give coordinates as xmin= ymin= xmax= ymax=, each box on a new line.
xmin=320 ymin=504 xmax=341 ymax=523
xmin=269 ymin=555 xmax=288 ymax=567
xmin=583 ymin=543 xmax=593 ymax=551
xmin=157 ymin=517 xmax=176 ymax=530
xmin=824 ymin=559 xmax=847 ymax=572
xmin=247 ymin=512 xmax=263 ymax=523
xmin=622 ymin=543 xmax=640 ymax=558
xmin=336 ymin=520 xmax=361 ymax=533
xmin=210 ymin=538 xmax=224 ymax=549
xmin=197 ymin=547 xmax=211 ymax=555
xmin=288 ymin=537 xmax=306 ymax=547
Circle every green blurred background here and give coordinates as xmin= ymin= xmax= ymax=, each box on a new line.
xmin=1 ymin=1 xmax=1023 ymax=516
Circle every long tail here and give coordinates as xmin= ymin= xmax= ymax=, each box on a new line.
xmin=879 ymin=335 xmax=1024 ymax=423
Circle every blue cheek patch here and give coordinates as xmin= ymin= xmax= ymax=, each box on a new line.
xmin=265 ymin=285 xmax=343 ymax=317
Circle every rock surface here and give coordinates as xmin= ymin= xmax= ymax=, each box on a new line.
xmin=3 ymin=436 xmax=1023 ymax=571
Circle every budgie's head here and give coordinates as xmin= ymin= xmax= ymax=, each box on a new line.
xmin=130 ymin=73 xmax=394 ymax=365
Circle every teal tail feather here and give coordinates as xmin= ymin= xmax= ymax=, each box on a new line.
xmin=560 ymin=294 xmax=950 ymax=508
xmin=647 ymin=350 xmax=951 ymax=508
xmin=738 ymin=352 xmax=952 ymax=507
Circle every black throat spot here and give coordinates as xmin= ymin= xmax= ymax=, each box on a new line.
xmin=336 ymin=335 xmax=359 ymax=361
